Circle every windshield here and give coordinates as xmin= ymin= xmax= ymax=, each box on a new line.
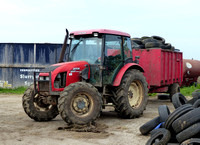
xmin=69 ymin=37 xmax=102 ymax=64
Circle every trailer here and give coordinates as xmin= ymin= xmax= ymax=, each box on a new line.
xmin=132 ymin=48 xmax=183 ymax=98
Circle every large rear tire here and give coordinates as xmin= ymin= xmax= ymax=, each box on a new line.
xmin=58 ymin=82 xmax=102 ymax=125
xmin=22 ymin=84 xmax=59 ymax=121
xmin=114 ymin=69 xmax=148 ymax=118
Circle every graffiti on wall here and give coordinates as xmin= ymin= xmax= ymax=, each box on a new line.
xmin=0 ymin=80 xmax=12 ymax=88
xmin=19 ymin=68 xmax=41 ymax=86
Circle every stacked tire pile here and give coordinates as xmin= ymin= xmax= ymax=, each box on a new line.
xmin=131 ymin=36 xmax=178 ymax=51
xmin=140 ymin=89 xmax=200 ymax=145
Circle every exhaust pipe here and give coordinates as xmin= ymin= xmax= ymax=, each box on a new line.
xmin=59 ymin=29 xmax=69 ymax=63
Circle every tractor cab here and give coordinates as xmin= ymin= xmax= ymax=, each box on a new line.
xmin=67 ymin=29 xmax=132 ymax=86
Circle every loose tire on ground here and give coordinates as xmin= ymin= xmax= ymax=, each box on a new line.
xmin=139 ymin=116 xmax=161 ymax=135
xmin=176 ymin=122 xmax=200 ymax=143
xmin=22 ymin=84 xmax=59 ymax=121
xmin=58 ymin=82 xmax=102 ymax=125
xmin=169 ymin=83 xmax=180 ymax=100
xmin=158 ymin=105 xmax=170 ymax=122
xmin=146 ymin=128 xmax=171 ymax=145
xmin=114 ymin=69 xmax=148 ymax=119
xmin=192 ymin=89 xmax=200 ymax=99
xmin=193 ymin=99 xmax=200 ymax=108
xmin=172 ymin=107 xmax=200 ymax=133
xmin=164 ymin=104 xmax=193 ymax=130
xmin=172 ymin=93 xmax=187 ymax=109
xmin=181 ymin=138 xmax=200 ymax=145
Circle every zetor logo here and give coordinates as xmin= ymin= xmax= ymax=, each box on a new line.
xmin=78 ymin=32 xmax=87 ymax=34
xmin=73 ymin=68 xmax=80 ymax=71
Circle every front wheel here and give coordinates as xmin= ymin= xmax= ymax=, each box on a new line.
xmin=114 ymin=69 xmax=148 ymax=118
xmin=58 ymin=82 xmax=102 ymax=125
xmin=22 ymin=84 xmax=59 ymax=121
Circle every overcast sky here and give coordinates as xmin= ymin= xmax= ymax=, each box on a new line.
xmin=0 ymin=0 xmax=200 ymax=60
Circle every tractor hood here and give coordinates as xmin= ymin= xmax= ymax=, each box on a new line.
xmin=41 ymin=61 xmax=90 ymax=74
xmin=39 ymin=61 xmax=90 ymax=91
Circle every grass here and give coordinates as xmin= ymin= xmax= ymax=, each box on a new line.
xmin=148 ymin=84 xmax=200 ymax=97
xmin=0 ymin=84 xmax=199 ymax=95
xmin=0 ymin=86 xmax=27 ymax=94
xmin=180 ymin=84 xmax=200 ymax=96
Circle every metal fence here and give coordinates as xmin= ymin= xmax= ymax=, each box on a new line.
xmin=0 ymin=43 xmax=63 ymax=88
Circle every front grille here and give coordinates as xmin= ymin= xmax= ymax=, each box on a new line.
xmin=38 ymin=81 xmax=49 ymax=92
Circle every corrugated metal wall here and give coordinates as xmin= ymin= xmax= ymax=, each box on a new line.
xmin=0 ymin=43 xmax=63 ymax=88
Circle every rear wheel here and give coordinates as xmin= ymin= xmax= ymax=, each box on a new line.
xmin=114 ymin=69 xmax=148 ymax=118
xmin=22 ymin=84 xmax=59 ymax=121
xmin=58 ymin=82 xmax=102 ymax=125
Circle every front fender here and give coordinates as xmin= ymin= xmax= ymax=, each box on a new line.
xmin=113 ymin=63 xmax=144 ymax=86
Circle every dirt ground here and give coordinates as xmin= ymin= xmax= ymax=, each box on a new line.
xmin=0 ymin=94 xmax=175 ymax=145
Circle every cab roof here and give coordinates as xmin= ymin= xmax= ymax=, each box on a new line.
xmin=70 ymin=29 xmax=130 ymax=37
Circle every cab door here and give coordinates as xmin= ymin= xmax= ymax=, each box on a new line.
xmin=103 ymin=35 xmax=132 ymax=85
xmin=103 ymin=35 xmax=123 ymax=85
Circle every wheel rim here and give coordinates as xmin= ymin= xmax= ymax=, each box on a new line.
xmin=33 ymin=94 xmax=52 ymax=111
xmin=71 ymin=92 xmax=93 ymax=116
xmin=128 ymin=80 xmax=144 ymax=108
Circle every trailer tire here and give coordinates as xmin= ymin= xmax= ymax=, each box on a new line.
xmin=169 ymin=83 xmax=180 ymax=101
xmin=151 ymin=36 xmax=165 ymax=44
xmin=146 ymin=128 xmax=171 ymax=145
xmin=22 ymin=84 xmax=59 ymax=121
xmin=141 ymin=36 xmax=150 ymax=40
xmin=58 ymin=82 xmax=102 ymax=125
xmin=114 ymin=69 xmax=148 ymax=119
xmin=172 ymin=108 xmax=200 ymax=133
xmin=161 ymin=43 xmax=172 ymax=50
xmin=158 ymin=105 xmax=171 ymax=122
xmin=142 ymin=38 xmax=158 ymax=44
xmin=172 ymin=93 xmax=187 ymax=109
xmin=145 ymin=42 xmax=161 ymax=48
xmin=132 ymin=39 xmax=143 ymax=45
xmin=139 ymin=116 xmax=161 ymax=135
xmin=176 ymin=122 xmax=200 ymax=143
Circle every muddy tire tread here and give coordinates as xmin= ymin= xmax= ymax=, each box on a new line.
xmin=114 ymin=69 xmax=148 ymax=118
xmin=22 ymin=84 xmax=59 ymax=121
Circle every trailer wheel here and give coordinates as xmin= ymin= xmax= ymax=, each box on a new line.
xmin=114 ymin=69 xmax=148 ymax=118
xmin=169 ymin=83 xmax=180 ymax=100
xmin=22 ymin=84 xmax=59 ymax=121
xmin=58 ymin=82 xmax=102 ymax=125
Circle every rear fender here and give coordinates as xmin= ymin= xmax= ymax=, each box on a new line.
xmin=113 ymin=63 xmax=144 ymax=86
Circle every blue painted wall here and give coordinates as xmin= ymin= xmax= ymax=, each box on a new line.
xmin=0 ymin=43 xmax=64 ymax=88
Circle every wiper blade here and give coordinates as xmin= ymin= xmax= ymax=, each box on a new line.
xmin=71 ymin=39 xmax=83 ymax=53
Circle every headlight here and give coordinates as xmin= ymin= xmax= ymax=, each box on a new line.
xmin=46 ymin=77 xmax=49 ymax=81
xmin=39 ymin=76 xmax=44 ymax=80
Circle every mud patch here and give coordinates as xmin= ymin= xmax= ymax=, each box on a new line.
xmin=58 ymin=122 xmax=111 ymax=139
xmin=58 ymin=122 xmax=108 ymax=133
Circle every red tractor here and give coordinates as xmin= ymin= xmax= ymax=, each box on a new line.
xmin=22 ymin=29 xmax=148 ymax=125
